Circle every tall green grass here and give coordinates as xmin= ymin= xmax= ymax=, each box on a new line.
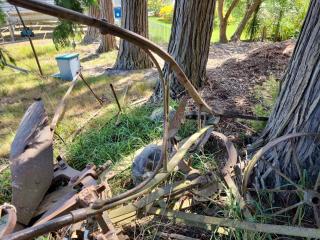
xmin=66 ymin=105 xmax=163 ymax=170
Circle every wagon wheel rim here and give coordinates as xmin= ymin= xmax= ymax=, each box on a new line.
xmin=243 ymin=133 xmax=320 ymax=227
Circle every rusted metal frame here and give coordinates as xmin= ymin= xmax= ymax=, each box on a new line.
xmin=108 ymin=177 xmax=208 ymax=222
xmin=109 ymin=84 xmax=122 ymax=112
xmin=0 ymin=204 xmax=17 ymax=238
xmin=109 ymin=83 xmax=122 ymax=126
xmin=143 ymin=48 xmax=170 ymax=173
xmin=148 ymin=207 xmax=320 ymax=239
xmin=91 ymin=126 xmax=212 ymax=209
xmin=3 ymin=127 xmax=212 ymax=240
xmin=79 ymin=73 xmax=103 ymax=105
xmin=242 ymin=132 xmax=320 ymax=193
xmin=211 ymin=131 xmax=251 ymax=218
xmin=14 ymin=6 xmax=43 ymax=76
xmin=218 ymin=112 xmax=268 ymax=121
xmin=186 ymin=111 xmax=268 ymax=122
xmin=54 ymin=131 xmax=66 ymax=145
xmin=7 ymin=0 xmax=213 ymax=115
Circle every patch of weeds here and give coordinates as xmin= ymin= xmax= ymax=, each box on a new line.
xmin=108 ymin=168 xmax=133 ymax=195
xmin=0 ymin=168 xmax=11 ymax=204
xmin=66 ymin=105 xmax=163 ymax=170
xmin=178 ymin=119 xmax=198 ymax=139
xmin=250 ymin=76 xmax=279 ymax=132
xmin=189 ymin=153 xmax=217 ymax=173
xmin=130 ymin=81 xmax=155 ymax=97
xmin=0 ymin=86 xmax=9 ymax=97
xmin=219 ymin=187 xmax=274 ymax=240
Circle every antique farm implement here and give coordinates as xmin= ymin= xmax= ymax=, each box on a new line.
xmin=1 ymin=0 xmax=320 ymax=239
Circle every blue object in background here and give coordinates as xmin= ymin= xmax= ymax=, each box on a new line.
xmin=21 ymin=28 xmax=34 ymax=37
xmin=114 ymin=7 xmax=122 ymax=19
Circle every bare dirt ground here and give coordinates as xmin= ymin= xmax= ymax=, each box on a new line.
xmin=203 ymin=40 xmax=295 ymax=113
xmin=196 ymin=41 xmax=295 ymax=139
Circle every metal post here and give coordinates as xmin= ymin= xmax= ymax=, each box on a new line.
xmin=79 ymin=73 xmax=103 ymax=105
xmin=109 ymin=84 xmax=122 ymax=113
xmin=15 ymin=6 xmax=43 ymax=76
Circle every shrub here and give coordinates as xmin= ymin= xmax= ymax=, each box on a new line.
xmin=148 ymin=0 xmax=166 ymax=17
xmin=246 ymin=0 xmax=309 ymax=41
xmin=159 ymin=5 xmax=174 ymax=22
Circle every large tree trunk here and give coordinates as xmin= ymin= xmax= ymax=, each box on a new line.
xmin=82 ymin=5 xmax=100 ymax=44
xmin=96 ymin=0 xmax=117 ymax=53
xmin=153 ymin=0 xmax=216 ymax=100
xmin=252 ymin=0 xmax=320 ymax=186
xmin=113 ymin=0 xmax=152 ymax=70
xmin=218 ymin=0 xmax=240 ymax=43
xmin=230 ymin=0 xmax=262 ymax=42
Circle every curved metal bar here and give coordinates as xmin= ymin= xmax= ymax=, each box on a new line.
xmin=210 ymin=131 xmax=251 ymax=217
xmin=7 ymin=0 xmax=213 ymax=115
xmin=242 ymin=132 xmax=320 ymax=193
xmin=0 ymin=204 xmax=17 ymax=238
xmin=143 ymin=48 xmax=170 ymax=172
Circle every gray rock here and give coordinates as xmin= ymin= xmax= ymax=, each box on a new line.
xmin=131 ymin=144 xmax=162 ymax=185
xmin=150 ymin=106 xmax=176 ymax=122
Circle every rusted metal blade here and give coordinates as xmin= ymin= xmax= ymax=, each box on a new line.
xmin=10 ymin=100 xmax=53 ymax=225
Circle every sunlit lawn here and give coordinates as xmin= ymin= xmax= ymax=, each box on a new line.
xmin=148 ymin=17 xmax=242 ymax=45
xmin=0 ymin=39 xmax=154 ymax=159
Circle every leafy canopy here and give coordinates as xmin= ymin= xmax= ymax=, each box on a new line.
xmin=53 ymin=0 xmax=98 ymax=48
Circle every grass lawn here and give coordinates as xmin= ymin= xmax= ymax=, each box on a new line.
xmin=0 ymin=40 xmax=117 ymax=159
xmin=149 ymin=17 xmax=242 ymax=45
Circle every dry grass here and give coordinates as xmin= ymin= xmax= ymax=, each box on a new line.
xmin=0 ymin=39 xmax=157 ymax=158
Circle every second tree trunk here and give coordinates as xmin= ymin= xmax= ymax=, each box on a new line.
xmin=153 ymin=0 xmax=216 ymax=100
xmin=113 ymin=0 xmax=153 ymax=70
xmin=97 ymin=0 xmax=117 ymax=53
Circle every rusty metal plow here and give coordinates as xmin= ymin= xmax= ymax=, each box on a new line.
xmin=1 ymin=0 xmax=320 ymax=239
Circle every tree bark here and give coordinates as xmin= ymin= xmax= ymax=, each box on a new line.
xmin=231 ymin=0 xmax=262 ymax=42
xmin=113 ymin=0 xmax=152 ymax=70
xmin=218 ymin=0 xmax=240 ymax=43
xmin=252 ymin=0 xmax=320 ymax=186
xmin=96 ymin=0 xmax=117 ymax=53
xmin=82 ymin=5 xmax=100 ymax=44
xmin=153 ymin=0 xmax=216 ymax=100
